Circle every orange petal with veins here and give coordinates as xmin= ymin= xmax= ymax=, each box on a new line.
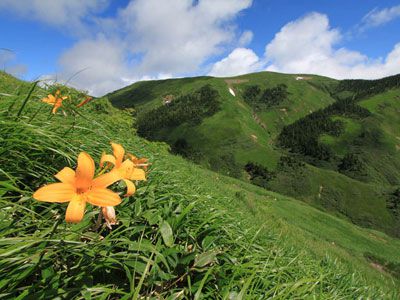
xmin=111 ymin=142 xmax=125 ymax=167
xmin=33 ymin=183 xmax=75 ymax=203
xmin=85 ymin=188 xmax=121 ymax=207
xmin=92 ymin=170 xmax=122 ymax=189
xmin=55 ymin=167 xmax=75 ymax=184
xmin=75 ymin=152 xmax=95 ymax=190
xmin=65 ymin=195 xmax=86 ymax=223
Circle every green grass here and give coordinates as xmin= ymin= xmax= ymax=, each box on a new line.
xmin=182 ymin=162 xmax=400 ymax=295
xmin=1 ymin=72 xmax=399 ymax=298
xmin=357 ymin=92 xmax=400 ymax=204
xmin=108 ymin=72 xmax=337 ymax=173
xmin=107 ymin=72 xmax=400 ymax=240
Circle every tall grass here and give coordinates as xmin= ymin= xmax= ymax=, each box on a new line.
xmin=0 ymin=78 xmax=397 ymax=299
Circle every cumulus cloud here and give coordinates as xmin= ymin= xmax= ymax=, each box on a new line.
xmin=56 ymin=0 xmax=252 ymax=95
xmin=4 ymin=1 xmax=399 ymax=95
xmin=238 ymin=30 xmax=254 ymax=46
xmin=264 ymin=12 xmax=400 ymax=79
xmin=360 ymin=5 xmax=400 ymax=29
xmin=119 ymin=0 xmax=252 ymax=74
xmin=208 ymin=48 xmax=262 ymax=77
xmin=0 ymin=49 xmax=27 ymax=77
xmin=0 ymin=0 xmax=109 ymax=33
xmin=57 ymin=35 xmax=175 ymax=96
xmin=57 ymin=37 xmax=134 ymax=96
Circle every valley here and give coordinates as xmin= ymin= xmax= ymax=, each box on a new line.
xmin=108 ymin=72 xmax=400 ymax=238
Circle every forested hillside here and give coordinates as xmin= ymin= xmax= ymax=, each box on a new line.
xmin=108 ymin=72 xmax=400 ymax=238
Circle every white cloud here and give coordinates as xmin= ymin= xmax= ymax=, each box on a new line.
xmin=208 ymin=48 xmax=262 ymax=77
xmin=57 ymin=36 xmax=176 ymax=96
xmin=119 ymin=0 xmax=252 ymax=74
xmin=264 ymin=12 xmax=400 ymax=80
xmin=0 ymin=50 xmax=14 ymax=67
xmin=58 ymin=37 xmax=133 ymax=96
xmin=4 ymin=1 xmax=399 ymax=96
xmin=1 ymin=0 xmax=253 ymax=95
xmin=56 ymin=0 xmax=252 ymax=95
xmin=238 ymin=30 xmax=253 ymax=46
xmin=0 ymin=0 xmax=109 ymax=33
xmin=0 ymin=49 xmax=27 ymax=77
xmin=360 ymin=5 xmax=400 ymax=29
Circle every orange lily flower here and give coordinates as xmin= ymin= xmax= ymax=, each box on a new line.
xmin=41 ymin=90 xmax=68 ymax=114
xmin=100 ymin=142 xmax=146 ymax=197
xmin=33 ymin=152 xmax=122 ymax=223
xmin=77 ymin=96 xmax=93 ymax=108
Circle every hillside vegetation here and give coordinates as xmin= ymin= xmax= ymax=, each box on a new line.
xmin=1 ymin=71 xmax=400 ymax=298
xmin=108 ymin=72 xmax=400 ymax=239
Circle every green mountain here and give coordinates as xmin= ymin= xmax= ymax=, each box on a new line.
xmin=108 ymin=72 xmax=400 ymax=239
xmin=1 ymin=70 xmax=400 ymax=298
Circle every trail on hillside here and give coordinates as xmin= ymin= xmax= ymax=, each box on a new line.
xmin=224 ymin=78 xmax=269 ymax=132
xmin=252 ymin=111 xmax=268 ymax=131
xmin=225 ymin=79 xmax=267 ymax=142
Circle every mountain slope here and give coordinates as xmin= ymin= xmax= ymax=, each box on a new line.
xmin=109 ymin=72 xmax=337 ymax=171
xmin=107 ymin=71 xmax=400 ymax=238
xmin=1 ymin=71 xmax=400 ymax=298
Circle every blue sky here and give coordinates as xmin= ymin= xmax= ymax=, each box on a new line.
xmin=0 ymin=0 xmax=399 ymax=95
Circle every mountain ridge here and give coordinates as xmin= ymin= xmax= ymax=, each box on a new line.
xmin=107 ymin=71 xmax=400 ymax=238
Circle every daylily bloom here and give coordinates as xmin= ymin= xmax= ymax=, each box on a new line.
xmin=77 ymin=96 xmax=93 ymax=108
xmin=100 ymin=142 xmax=146 ymax=197
xmin=33 ymin=152 xmax=122 ymax=223
xmin=41 ymin=90 xmax=68 ymax=114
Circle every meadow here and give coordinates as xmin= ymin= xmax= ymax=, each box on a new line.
xmin=0 ymin=71 xmax=399 ymax=299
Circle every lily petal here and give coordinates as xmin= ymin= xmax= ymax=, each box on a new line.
xmin=33 ymin=183 xmax=75 ymax=203
xmin=85 ymin=188 xmax=121 ymax=206
xmin=111 ymin=142 xmax=125 ymax=167
xmin=42 ymin=94 xmax=56 ymax=104
xmin=122 ymin=179 xmax=136 ymax=197
xmin=130 ymin=168 xmax=146 ymax=181
xmin=52 ymin=99 xmax=63 ymax=114
xmin=65 ymin=195 xmax=86 ymax=223
xmin=75 ymin=152 xmax=95 ymax=190
xmin=118 ymin=159 xmax=134 ymax=178
xmin=92 ymin=170 xmax=122 ymax=189
xmin=55 ymin=167 xmax=75 ymax=184
xmin=100 ymin=153 xmax=116 ymax=168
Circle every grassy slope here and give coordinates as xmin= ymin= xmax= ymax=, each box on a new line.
xmin=190 ymin=164 xmax=400 ymax=289
xmin=359 ymin=89 xmax=400 ymax=186
xmin=1 ymin=71 xmax=399 ymax=298
xmin=109 ymin=72 xmax=337 ymax=171
xmin=102 ymin=71 xmax=400 ymax=289
xmin=318 ymin=88 xmax=400 ymax=187
xmin=309 ymin=88 xmax=400 ymax=235
xmin=108 ymin=72 xmax=400 ymax=238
